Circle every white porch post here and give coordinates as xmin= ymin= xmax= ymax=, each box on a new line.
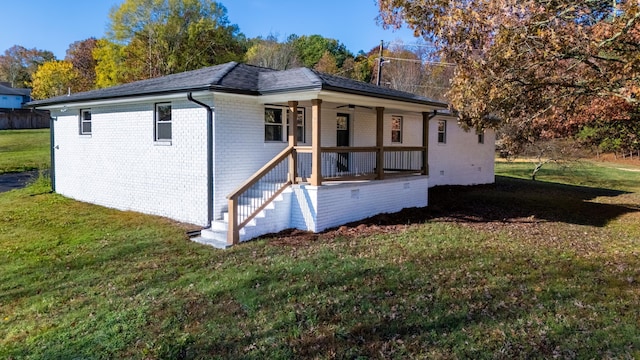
xmin=288 ymin=101 xmax=298 ymax=184
xmin=311 ymin=99 xmax=322 ymax=186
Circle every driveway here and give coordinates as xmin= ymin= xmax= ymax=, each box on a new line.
xmin=0 ymin=171 xmax=39 ymax=193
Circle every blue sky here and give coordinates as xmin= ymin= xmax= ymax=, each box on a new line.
xmin=1 ymin=0 xmax=419 ymax=59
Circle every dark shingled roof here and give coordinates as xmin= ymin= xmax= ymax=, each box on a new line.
xmin=28 ymin=61 xmax=446 ymax=108
xmin=0 ymin=84 xmax=30 ymax=97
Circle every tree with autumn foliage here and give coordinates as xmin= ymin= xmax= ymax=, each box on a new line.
xmin=65 ymin=38 xmax=98 ymax=92
xmin=0 ymin=45 xmax=55 ymax=88
xmin=30 ymin=61 xmax=79 ymax=100
xmin=377 ymin=0 xmax=640 ymax=153
xmin=245 ymin=35 xmax=301 ymax=70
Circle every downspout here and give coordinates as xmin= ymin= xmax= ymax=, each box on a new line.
xmin=49 ymin=115 xmax=56 ymax=191
xmin=187 ymin=93 xmax=214 ymax=227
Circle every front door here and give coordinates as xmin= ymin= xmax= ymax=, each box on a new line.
xmin=336 ymin=113 xmax=350 ymax=172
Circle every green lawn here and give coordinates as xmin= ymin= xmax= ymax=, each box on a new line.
xmin=495 ymin=159 xmax=640 ymax=192
xmin=0 ymin=163 xmax=638 ymax=359
xmin=0 ymin=129 xmax=50 ymax=174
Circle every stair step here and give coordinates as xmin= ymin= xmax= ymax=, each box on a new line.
xmin=192 ymin=228 xmax=231 ymax=249
xmin=194 ymin=185 xmax=293 ymax=246
xmin=210 ymin=220 xmax=228 ymax=231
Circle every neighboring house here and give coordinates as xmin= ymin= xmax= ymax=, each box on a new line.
xmin=0 ymin=82 xmax=31 ymax=109
xmin=0 ymin=83 xmax=49 ymax=130
xmin=29 ymin=62 xmax=494 ymax=248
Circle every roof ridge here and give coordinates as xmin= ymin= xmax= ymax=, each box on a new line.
xmin=209 ymin=61 xmax=239 ymax=85
xmin=300 ymin=67 xmax=323 ymax=85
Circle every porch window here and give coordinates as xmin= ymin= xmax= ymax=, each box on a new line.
xmin=79 ymin=109 xmax=91 ymax=135
xmin=437 ymin=120 xmax=447 ymax=144
xmin=264 ymin=107 xmax=305 ymax=142
xmin=155 ymin=103 xmax=172 ymax=142
xmin=477 ymin=130 xmax=485 ymax=144
xmin=287 ymin=108 xmax=305 ymax=143
xmin=391 ymin=115 xmax=402 ymax=143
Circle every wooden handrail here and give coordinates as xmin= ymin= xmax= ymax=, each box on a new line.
xmin=382 ymin=146 xmax=425 ymax=151
xmin=226 ymin=146 xmax=294 ymax=245
xmin=227 ymin=146 xmax=293 ymax=201
xmin=317 ymin=146 xmax=424 ymax=153
xmin=321 ymin=146 xmax=378 ymax=153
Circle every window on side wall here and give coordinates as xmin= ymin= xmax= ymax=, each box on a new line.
xmin=80 ymin=109 xmax=92 ymax=135
xmin=437 ymin=120 xmax=447 ymax=144
xmin=155 ymin=103 xmax=172 ymax=142
xmin=264 ymin=107 xmax=283 ymax=142
xmin=391 ymin=115 xmax=403 ymax=143
xmin=477 ymin=130 xmax=485 ymax=144
xmin=265 ymin=107 xmax=305 ymax=143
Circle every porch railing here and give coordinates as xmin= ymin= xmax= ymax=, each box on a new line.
xmin=226 ymin=145 xmax=425 ymax=245
xmin=295 ymin=146 xmax=424 ymax=181
xmin=226 ymin=146 xmax=293 ymax=245
xmin=382 ymin=147 xmax=424 ymax=175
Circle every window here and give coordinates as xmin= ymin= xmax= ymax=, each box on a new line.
xmin=477 ymin=130 xmax=485 ymax=144
xmin=155 ymin=103 xmax=172 ymax=141
xmin=437 ymin=120 xmax=447 ymax=144
xmin=287 ymin=108 xmax=305 ymax=143
xmin=80 ymin=109 xmax=92 ymax=135
xmin=391 ymin=115 xmax=402 ymax=143
xmin=264 ymin=107 xmax=305 ymax=142
xmin=264 ymin=107 xmax=283 ymax=141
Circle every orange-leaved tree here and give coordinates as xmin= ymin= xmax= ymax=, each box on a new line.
xmin=378 ymin=0 xmax=640 ymax=151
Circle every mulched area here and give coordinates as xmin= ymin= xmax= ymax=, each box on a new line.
xmin=266 ymin=183 xmax=515 ymax=246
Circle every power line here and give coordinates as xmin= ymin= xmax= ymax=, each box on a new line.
xmin=383 ymin=56 xmax=456 ymax=67
xmin=387 ymin=41 xmax=439 ymax=49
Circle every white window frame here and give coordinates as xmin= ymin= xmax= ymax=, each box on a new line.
xmin=79 ymin=109 xmax=92 ymax=135
xmin=154 ymin=103 xmax=172 ymax=142
xmin=477 ymin=130 xmax=485 ymax=144
xmin=264 ymin=106 xmax=305 ymax=143
xmin=437 ymin=120 xmax=447 ymax=144
xmin=391 ymin=115 xmax=403 ymax=143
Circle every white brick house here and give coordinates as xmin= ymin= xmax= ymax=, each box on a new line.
xmin=30 ymin=62 xmax=494 ymax=248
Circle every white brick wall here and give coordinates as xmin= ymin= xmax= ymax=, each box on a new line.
xmin=428 ymin=115 xmax=495 ymax=187
xmin=212 ymin=94 xmax=287 ymax=219
xmin=291 ymin=176 xmax=429 ymax=232
xmin=52 ymin=99 xmax=209 ymax=225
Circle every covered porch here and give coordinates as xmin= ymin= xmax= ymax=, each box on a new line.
xmin=224 ymin=91 xmax=446 ymax=245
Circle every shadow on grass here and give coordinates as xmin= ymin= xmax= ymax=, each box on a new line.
xmin=351 ymin=176 xmax=638 ymax=228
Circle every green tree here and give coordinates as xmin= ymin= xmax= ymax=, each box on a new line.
xmin=292 ymin=35 xmax=352 ymax=68
xmin=30 ymin=61 xmax=79 ymax=100
xmin=93 ymin=39 xmax=128 ymax=88
xmin=97 ymin=0 xmax=246 ymax=85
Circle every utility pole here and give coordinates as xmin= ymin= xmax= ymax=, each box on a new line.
xmin=376 ymin=40 xmax=383 ymax=86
